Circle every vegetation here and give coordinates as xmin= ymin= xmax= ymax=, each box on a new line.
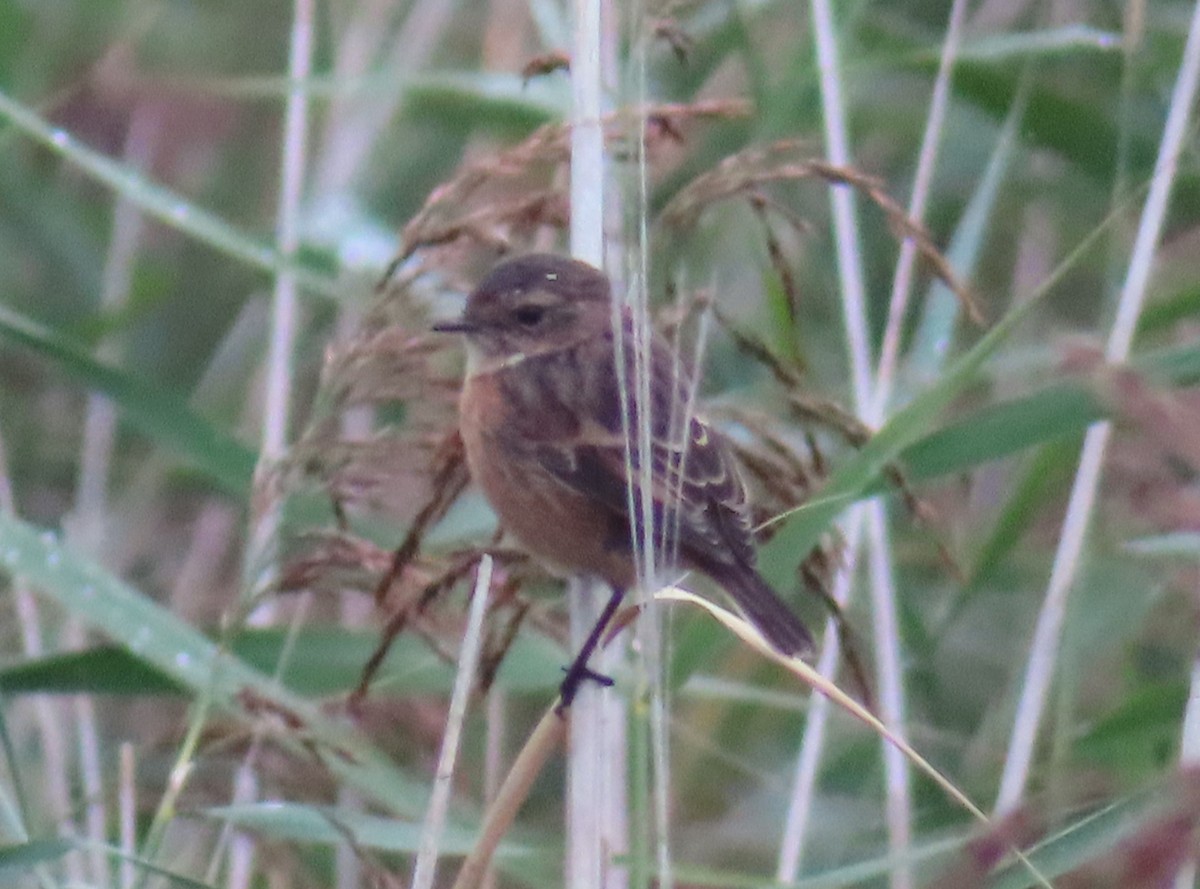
xmin=2 ymin=1 xmax=1200 ymax=887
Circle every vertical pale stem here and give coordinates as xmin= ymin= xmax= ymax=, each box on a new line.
xmin=247 ymin=0 xmax=315 ymax=601
xmin=1175 ymin=633 xmax=1200 ymax=889
xmin=809 ymin=0 xmax=871 ymax=411
xmin=314 ymin=0 xmax=455 ymax=196
xmin=412 ymin=557 xmax=494 ymax=889
xmin=624 ymin=4 xmax=669 ymax=884
xmin=74 ymin=101 xmax=161 ymax=547
xmin=223 ymin=4 xmax=316 ymax=887
xmin=872 ymin=0 xmax=968 ymax=419
xmin=566 ymin=584 xmax=605 ymax=889
xmin=794 ymin=0 xmax=968 ymax=880
xmin=119 ymin=742 xmax=136 ymax=889
xmin=864 ymin=506 xmax=909 ymax=878
xmin=567 ymin=0 xmax=628 ymax=887
xmin=69 ymin=99 xmax=163 ymax=889
xmin=861 ymin=2 xmax=966 ymax=882
xmin=569 ymin=0 xmax=604 ymax=267
xmin=480 ymin=687 xmax=507 ymax=889
xmin=262 ymin=0 xmax=313 ymax=462
xmin=995 ymin=0 xmax=1200 ymax=815
xmin=777 ymin=509 xmax=866 ymax=880
xmin=11 ymin=585 xmax=80 ymax=882
xmin=796 ymin=2 xmax=916 ymax=885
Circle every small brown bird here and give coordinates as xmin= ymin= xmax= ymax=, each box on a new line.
xmin=435 ymin=254 xmax=813 ymax=704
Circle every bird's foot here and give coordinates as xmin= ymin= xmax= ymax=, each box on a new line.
xmin=556 ymin=662 xmax=615 ymax=714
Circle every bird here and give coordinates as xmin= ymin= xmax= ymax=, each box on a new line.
xmin=434 ymin=253 xmax=813 ymax=705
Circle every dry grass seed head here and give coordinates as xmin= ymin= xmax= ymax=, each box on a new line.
xmin=386 ymin=99 xmax=751 ymax=271
xmin=660 ymin=140 xmax=982 ymax=323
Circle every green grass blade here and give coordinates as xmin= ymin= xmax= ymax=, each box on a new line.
xmin=0 ymin=301 xmax=256 ymax=496
xmin=910 ymin=76 xmax=1026 ymax=381
xmin=203 ymin=802 xmax=541 ymax=858
xmin=0 ymin=647 xmax=184 ymax=696
xmin=0 ymin=839 xmax=72 ymax=872
xmin=900 ymin=341 xmax=1200 ymax=482
xmin=0 ymin=512 xmax=435 ymax=818
xmin=0 ymin=628 xmax=564 ymax=698
xmin=0 ymin=87 xmax=340 ymax=299
xmin=761 ymin=289 xmax=1041 ymax=568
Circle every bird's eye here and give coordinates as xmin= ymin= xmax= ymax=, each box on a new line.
xmin=513 ymin=305 xmax=546 ymax=327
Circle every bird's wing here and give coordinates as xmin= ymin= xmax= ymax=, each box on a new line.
xmin=530 ymin=327 xmax=757 ymax=571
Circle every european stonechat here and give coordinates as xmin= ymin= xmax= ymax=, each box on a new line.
xmin=435 ymin=254 xmax=813 ymax=704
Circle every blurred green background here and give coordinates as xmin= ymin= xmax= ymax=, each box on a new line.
xmin=2 ymin=1 xmax=1200 ymax=887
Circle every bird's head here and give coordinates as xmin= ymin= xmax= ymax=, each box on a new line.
xmin=435 ymin=254 xmax=613 ymax=370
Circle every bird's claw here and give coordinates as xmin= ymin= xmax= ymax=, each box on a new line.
xmin=557 ymin=663 xmax=615 ymax=713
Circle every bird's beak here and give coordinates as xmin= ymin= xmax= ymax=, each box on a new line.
xmin=432 ymin=318 xmax=475 ymax=333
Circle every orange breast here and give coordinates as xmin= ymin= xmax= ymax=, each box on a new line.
xmin=459 ymin=371 xmax=635 ymax=588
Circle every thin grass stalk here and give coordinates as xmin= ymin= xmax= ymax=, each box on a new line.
xmin=13 ymin=597 xmax=79 ymax=885
xmin=858 ymin=5 xmax=969 ymax=885
xmin=316 ymin=4 xmax=409 ymax=879
xmin=264 ymin=0 xmax=314 ymax=443
xmin=871 ymin=0 xmax=968 ymax=419
xmin=206 ymin=593 xmax=313 ymax=889
xmin=207 ymin=6 xmax=317 ymax=886
xmin=569 ymin=0 xmax=604 ymax=267
xmin=220 ymin=754 xmax=257 ymax=889
xmin=1107 ymin=1 xmax=1144 ymax=300
xmin=313 ymin=0 xmax=396 ymax=195
xmin=995 ymin=0 xmax=1200 ymax=815
xmin=1174 ymin=631 xmax=1200 ymax=889
xmin=133 ymin=695 xmax=209 ymax=884
xmin=778 ymin=0 xmax=877 ymax=876
xmin=68 ymin=99 xmax=162 ymax=889
xmin=566 ymin=585 xmax=600 ymax=889
xmin=334 ymin=310 xmax=370 ymax=889
xmin=0 ymin=427 xmax=58 ymax=883
xmin=0 ymin=428 xmax=80 ymax=886
xmin=412 ymin=556 xmax=494 ymax=889
xmin=71 ymin=692 xmax=105 ymax=886
xmin=246 ymin=0 xmax=315 ymax=607
xmin=567 ymin=0 xmax=628 ymax=886
xmin=480 ymin=687 xmax=506 ymax=889
xmin=451 ymin=706 xmax=568 ymax=889
xmin=119 ymin=743 xmax=135 ymax=889
xmin=909 ymin=78 xmax=1028 ymax=384
xmin=626 ymin=4 xmax=670 ymax=885
xmin=73 ymin=101 xmax=160 ymax=550
xmin=599 ymin=637 xmax=630 ymax=888
xmin=626 ymin=150 xmax=658 ymax=886
xmin=600 ymin=8 xmax=632 ymax=874
xmin=804 ymin=1 xmax=912 ymax=884
xmin=643 ymin=303 xmax=713 ymax=889
xmin=776 ymin=509 xmax=866 ymax=880
xmin=863 ymin=505 xmax=910 ymax=888
xmin=0 ymin=88 xmax=338 ymax=300
xmin=808 ymin=0 xmax=871 ymax=410
xmin=0 ymin=497 xmax=34 ymax=853
xmin=314 ymin=0 xmax=454 ymax=197
xmin=230 ymin=815 xmax=259 ymax=887
xmin=626 ymin=695 xmax=649 ymax=887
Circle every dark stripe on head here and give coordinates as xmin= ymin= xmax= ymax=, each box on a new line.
xmin=473 ymin=254 xmax=611 ymax=305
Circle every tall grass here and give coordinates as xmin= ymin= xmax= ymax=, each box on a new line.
xmin=2 ymin=1 xmax=1200 ymax=888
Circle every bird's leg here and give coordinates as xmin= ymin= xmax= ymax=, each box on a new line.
xmin=557 ymin=586 xmax=625 ymax=713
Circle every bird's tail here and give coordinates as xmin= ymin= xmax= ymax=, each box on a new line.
xmin=714 ymin=565 xmax=814 ymax=657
